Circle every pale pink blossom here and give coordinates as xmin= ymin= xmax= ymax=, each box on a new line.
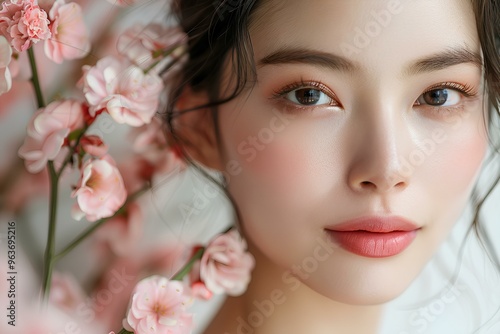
xmin=200 ymin=229 xmax=255 ymax=296
xmin=82 ymin=56 xmax=164 ymax=127
xmin=44 ymin=0 xmax=90 ymax=63
xmin=0 ymin=36 xmax=12 ymax=95
xmin=92 ymin=245 xmax=187 ymax=331
xmin=71 ymin=155 xmax=127 ymax=222
xmin=80 ymin=135 xmax=108 ymax=157
xmin=117 ymin=23 xmax=186 ymax=71
xmin=0 ymin=0 xmax=52 ymax=52
xmin=95 ymin=202 xmax=143 ymax=256
xmin=124 ymin=276 xmax=193 ymax=334
xmin=18 ymin=99 xmax=85 ymax=173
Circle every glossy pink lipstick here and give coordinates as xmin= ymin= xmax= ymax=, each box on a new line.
xmin=325 ymin=216 xmax=420 ymax=258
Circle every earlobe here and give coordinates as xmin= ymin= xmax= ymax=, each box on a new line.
xmin=173 ymin=87 xmax=224 ymax=171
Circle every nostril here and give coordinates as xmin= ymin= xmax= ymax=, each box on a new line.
xmin=360 ymin=181 xmax=376 ymax=189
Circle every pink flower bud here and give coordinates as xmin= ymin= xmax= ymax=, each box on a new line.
xmin=80 ymin=135 xmax=108 ymax=158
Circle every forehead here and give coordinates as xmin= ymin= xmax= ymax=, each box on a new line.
xmin=249 ymin=0 xmax=480 ymax=73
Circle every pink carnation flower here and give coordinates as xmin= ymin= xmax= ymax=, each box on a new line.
xmin=71 ymin=155 xmax=127 ymax=222
xmin=124 ymin=275 xmax=193 ymax=334
xmin=82 ymin=56 xmax=164 ymax=127
xmin=0 ymin=36 xmax=12 ymax=95
xmin=44 ymin=0 xmax=90 ymax=63
xmin=18 ymin=99 xmax=85 ymax=173
xmin=0 ymin=0 xmax=51 ymax=52
xmin=200 ymin=229 xmax=255 ymax=296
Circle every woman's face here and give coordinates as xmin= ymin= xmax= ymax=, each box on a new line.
xmin=215 ymin=0 xmax=488 ymax=304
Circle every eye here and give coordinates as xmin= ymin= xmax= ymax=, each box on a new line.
xmin=415 ymin=88 xmax=460 ymax=107
xmin=413 ymin=82 xmax=476 ymax=108
xmin=272 ymin=80 xmax=340 ymax=108
xmin=285 ymin=88 xmax=333 ymax=106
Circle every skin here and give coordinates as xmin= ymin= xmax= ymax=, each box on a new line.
xmin=183 ymin=0 xmax=490 ymax=333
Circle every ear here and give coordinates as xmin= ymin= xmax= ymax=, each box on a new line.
xmin=173 ymin=87 xmax=224 ymax=171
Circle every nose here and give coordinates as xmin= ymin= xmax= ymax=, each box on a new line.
xmin=346 ymin=102 xmax=410 ymax=194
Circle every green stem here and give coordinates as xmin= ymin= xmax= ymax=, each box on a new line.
xmin=171 ymin=247 xmax=205 ymax=281
xmin=27 ymin=48 xmax=45 ymax=108
xmin=117 ymin=329 xmax=133 ymax=334
xmin=53 ymin=185 xmax=151 ymax=262
xmin=41 ymin=161 xmax=59 ymax=305
xmin=143 ymin=43 xmax=184 ymax=74
xmin=57 ymin=126 xmax=88 ymax=178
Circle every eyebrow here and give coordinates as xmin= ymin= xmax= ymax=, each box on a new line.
xmin=257 ymin=46 xmax=483 ymax=76
xmin=258 ymin=47 xmax=358 ymax=72
xmin=404 ymin=47 xmax=483 ymax=76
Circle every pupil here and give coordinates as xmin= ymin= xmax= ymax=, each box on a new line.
xmin=424 ymin=89 xmax=448 ymax=106
xmin=295 ymin=89 xmax=321 ymax=105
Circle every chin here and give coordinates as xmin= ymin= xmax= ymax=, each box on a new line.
xmin=294 ymin=246 xmax=432 ymax=306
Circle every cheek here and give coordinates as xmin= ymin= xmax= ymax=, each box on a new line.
xmin=423 ymin=118 xmax=488 ymax=238
xmin=243 ymin=141 xmax=308 ymax=189
xmin=437 ymin=125 xmax=487 ymax=196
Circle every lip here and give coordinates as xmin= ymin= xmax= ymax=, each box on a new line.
xmin=325 ymin=216 xmax=421 ymax=258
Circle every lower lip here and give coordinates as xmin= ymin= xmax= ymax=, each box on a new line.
xmin=326 ymin=230 xmax=418 ymax=258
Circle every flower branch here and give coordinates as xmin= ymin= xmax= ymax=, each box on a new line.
xmin=27 ymin=47 xmax=45 ymax=108
xmin=40 ymin=160 xmax=59 ymax=305
xmin=172 ymin=246 xmax=205 ymax=281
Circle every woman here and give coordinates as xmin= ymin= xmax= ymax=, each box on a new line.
xmin=162 ymin=0 xmax=500 ymax=333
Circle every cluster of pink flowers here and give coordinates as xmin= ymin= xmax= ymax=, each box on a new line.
xmin=120 ymin=229 xmax=255 ymax=334
xmin=9 ymin=4 xmax=187 ymax=223
xmin=4 ymin=1 xmax=256 ymax=333
xmin=0 ymin=0 xmax=88 ymax=57
xmin=0 ymin=0 xmax=89 ymax=96
xmin=0 ymin=0 xmax=51 ymax=52
xmin=81 ymin=56 xmax=164 ymax=127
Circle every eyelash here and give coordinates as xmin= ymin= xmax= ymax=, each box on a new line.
xmin=271 ymin=79 xmax=478 ymax=114
xmin=271 ymin=79 xmax=341 ymax=111
xmin=422 ymin=81 xmax=477 ymax=98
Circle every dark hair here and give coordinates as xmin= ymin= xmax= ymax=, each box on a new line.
xmin=161 ymin=0 xmax=500 ymax=271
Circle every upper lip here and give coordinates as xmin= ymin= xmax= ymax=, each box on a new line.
xmin=325 ymin=215 xmax=421 ymax=233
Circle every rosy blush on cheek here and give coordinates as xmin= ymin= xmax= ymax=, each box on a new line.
xmin=240 ymin=140 xmax=309 ymax=191
xmin=447 ymin=137 xmax=486 ymax=190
